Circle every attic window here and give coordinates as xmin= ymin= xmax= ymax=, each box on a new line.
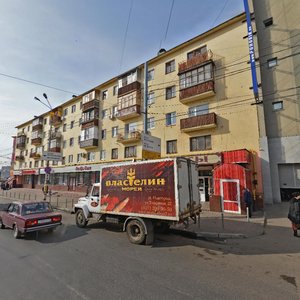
xmin=263 ymin=17 xmax=273 ymax=27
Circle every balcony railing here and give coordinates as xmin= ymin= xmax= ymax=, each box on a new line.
xmin=32 ymin=123 xmax=43 ymax=131
xmin=49 ymin=147 xmax=61 ymax=153
xmin=79 ymin=138 xmax=98 ymax=149
xmin=15 ymin=155 xmax=25 ymax=161
xmin=31 ymin=137 xmax=42 ymax=146
xmin=29 ymin=152 xmax=41 ymax=159
xmin=16 ymin=140 xmax=26 ymax=149
xmin=50 ymin=131 xmax=62 ymax=139
xmin=180 ymin=112 xmax=217 ymax=132
xmin=118 ymin=81 xmax=141 ymax=97
xmin=117 ymin=104 xmax=141 ymax=121
xmin=117 ymin=131 xmax=141 ymax=144
xmin=82 ymin=99 xmax=100 ymax=112
xmin=178 ymin=50 xmax=213 ymax=74
xmin=179 ymin=80 xmax=215 ymax=103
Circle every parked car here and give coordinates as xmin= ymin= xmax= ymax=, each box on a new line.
xmin=0 ymin=201 xmax=62 ymax=238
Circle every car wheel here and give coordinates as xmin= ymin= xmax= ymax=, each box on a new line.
xmin=76 ymin=209 xmax=88 ymax=228
xmin=126 ymin=219 xmax=146 ymax=245
xmin=13 ymin=224 xmax=21 ymax=239
xmin=0 ymin=218 xmax=5 ymax=229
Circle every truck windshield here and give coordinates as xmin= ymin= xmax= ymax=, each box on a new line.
xmin=92 ymin=186 xmax=99 ymax=197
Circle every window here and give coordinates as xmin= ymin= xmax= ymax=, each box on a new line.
xmin=62 ymin=157 xmax=65 ymax=165
xmin=179 ymin=63 xmax=212 ymax=90
xmin=147 ymin=117 xmax=155 ymax=129
xmin=79 ymin=118 xmax=82 ymax=124
xmin=111 ymin=148 xmax=118 ymax=159
xmin=63 ymin=124 xmax=67 ymax=132
xmin=263 ymin=17 xmax=273 ymax=27
xmin=100 ymin=150 xmax=106 ymax=160
xmin=27 ymin=125 xmax=30 ymax=131
xmin=101 ymin=129 xmax=106 ymax=140
xmin=70 ymin=138 xmax=74 ymax=146
xmin=34 ymin=161 xmax=39 ymax=168
xmin=80 ymin=101 xmax=83 ymax=109
xmin=165 ymin=60 xmax=175 ymax=74
xmin=78 ymin=136 xmax=81 ymax=144
xmin=44 ymin=118 xmax=47 ymax=125
xmin=102 ymin=109 xmax=109 ymax=119
xmin=148 ymin=92 xmax=155 ymax=105
xmin=113 ymin=85 xmax=118 ymax=96
xmin=166 ymin=86 xmax=176 ymax=99
xmin=102 ymin=90 xmax=108 ymax=100
xmin=112 ymin=126 xmax=118 ymax=137
xmin=81 ymin=127 xmax=98 ymax=141
xmin=188 ymin=104 xmax=209 ymax=117
xmin=63 ymin=140 xmax=66 ymax=148
xmin=190 ymin=135 xmax=211 ymax=151
xmin=68 ymin=155 xmax=73 ymax=163
xmin=112 ymin=106 xmax=118 ymax=117
xmin=267 ymin=57 xmax=277 ymax=68
xmin=118 ymin=69 xmax=137 ymax=88
xmin=83 ymin=110 xmax=97 ymax=122
xmin=166 ymin=112 xmax=176 ymax=126
xmin=71 ymin=104 xmax=76 ymax=113
xmin=77 ymin=153 xmax=82 ymax=163
xmin=148 ymin=69 xmax=154 ymax=80
xmin=70 ymin=121 xmax=75 ymax=129
xmin=166 ymin=140 xmax=177 ymax=154
xmin=29 ymin=161 xmax=32 ymax=168
xmin=63 ymin=108 xmax=68 ymax=116
xmin=187 ymin=45 xmax=207 ymax=60
xmin=87 ymin=152 xmax=95 ymax=162
xmin=125 ymin=146 xmax=137 ymax=158
xmin=125 ymin=122 xmax=137 ymax=136
xmin=272 ymin=101 xmax=283 ymax=111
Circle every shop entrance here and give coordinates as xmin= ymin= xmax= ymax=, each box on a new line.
xmin=220 ymin=179 xmax=241 ymax=214
xmin=68 ymin=176 xmax=76 ymax=191
xmin=199 ymin=177 xmax=211 ymax=202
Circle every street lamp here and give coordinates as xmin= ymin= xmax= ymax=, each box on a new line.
xmin=34 ymin=93 xmax=53 ymax=200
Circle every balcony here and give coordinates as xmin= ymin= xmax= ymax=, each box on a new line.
xmin=80 ymin=138 xmax=98 ymax=149
xmin=117 ymin=131 xmax=142 ymax=144
xmin=32 ymin=117 xmax=44 ymax=131
xmin=50 ymin=131 xmax=62 ymax=139
xmin=117 ymin=105 xmax=141 ymax=121
xmin=178 ymin=50 xmax=213 ymax=74
xmin=82 ymin=99 xmax=99 ymax=112
xmin=118 ymin=81 xmax=141 ymax=97
xmin=29 ymin=152 xmax=41 ymax=159
xmin=16 ymin=135 xmax=26 ymax=149
xmin=180 ymin=112 xmax=217 ymax=132
xmin=50 ymin=107 xmax=63 ymax=127
xmin=15 ymin=155 xmax=25 ymax=161
xmin=179 ymin=80 xmax=215 ymax=103
xmin=31 ymin=137 xmax=42 ymax=146
xmin=49 ymin=147 xmax=61 ymax=153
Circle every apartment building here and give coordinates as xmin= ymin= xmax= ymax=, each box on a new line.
xmin=253 ymin=0 xmax=300 ymax=203
xmin=13 ymin=12 xmax=264 ymax=214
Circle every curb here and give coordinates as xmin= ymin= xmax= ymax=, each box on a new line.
xmin=170 ymin=228 xmax=247 ymax=240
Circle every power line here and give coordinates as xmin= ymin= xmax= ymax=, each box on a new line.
xmin=159 ymin=0 xmax=175 ymax=50
xmin=211 ymin=0 xmax=229 ymax=28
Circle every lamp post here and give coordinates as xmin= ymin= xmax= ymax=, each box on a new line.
xmin=34 ymin=93 xmax=53 ymax=200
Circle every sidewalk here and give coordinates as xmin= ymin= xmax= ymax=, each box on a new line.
xmin=0 ymin=188 xmax=291 ymax=240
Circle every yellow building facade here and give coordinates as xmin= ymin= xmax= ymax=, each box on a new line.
xmin=13 ymin=13 xmax=263 ymax=213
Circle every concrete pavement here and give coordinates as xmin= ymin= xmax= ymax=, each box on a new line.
xmin=0 ymin=188 xmax=294 ymax=240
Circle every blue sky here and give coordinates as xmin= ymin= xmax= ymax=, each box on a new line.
xmin=0 ymin=0 xmax=245 ymax=166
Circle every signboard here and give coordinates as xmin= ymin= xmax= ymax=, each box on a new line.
xmin=100 ymin=161 xmax=176 ymax=218
xmin=22 ymin=169 xmax=39 ymax=175
xmin=187 ymin=153 xmax=222 ymax=165
xmin=42 ymin=151 xmax=62 ymax=161
xmin=142 ymin=134 xmax=161 ymax=159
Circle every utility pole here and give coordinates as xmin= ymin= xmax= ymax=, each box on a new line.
xmin=143 ymin=61 xmax=148 ymax=134
xmin=34 ymin=93 xmax=53 ymax=200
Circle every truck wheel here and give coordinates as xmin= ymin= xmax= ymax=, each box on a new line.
xmin=126 ymin=219 xmax=146 ymax=245
xmin=76 ymin=209 xmax=88 ymax=228
xmin=13 ymin=224 xmax=21 ymax=239
xmin=0 ymin=218 xmax=5 ymax=229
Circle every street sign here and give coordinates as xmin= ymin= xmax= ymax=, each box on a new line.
xmin=142 ymin=134 xmax=161 ymax=159
xmin=44 ymin=166 xmax=52 ymax=174
xmin=42 ymin=151 xmax=62 ymax=161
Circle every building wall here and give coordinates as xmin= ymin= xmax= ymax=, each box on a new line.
xmin=253 ymin=0 xmax=300 ymax=203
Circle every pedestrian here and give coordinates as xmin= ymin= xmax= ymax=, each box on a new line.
xmin=243 ymin=188 xmax=253 ymax=218
xmin=287 ymin=192 xmax=300 ymax=237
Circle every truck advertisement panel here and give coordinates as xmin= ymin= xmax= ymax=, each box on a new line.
xmin=100 ymin=160 xmax=177 ymax=218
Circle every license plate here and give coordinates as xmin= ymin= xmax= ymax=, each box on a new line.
xmin=38 ymin=218 xmax=51 ymax=224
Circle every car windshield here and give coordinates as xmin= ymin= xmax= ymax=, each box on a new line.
xmin=21 ymin=203 xmax=53 ymax=216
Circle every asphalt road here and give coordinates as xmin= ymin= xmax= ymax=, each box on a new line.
xmin=0 ymin=200 xmax=299 ymax=300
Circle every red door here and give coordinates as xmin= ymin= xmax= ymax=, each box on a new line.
xmin=220 ymin=179 xmax=241 ymax=214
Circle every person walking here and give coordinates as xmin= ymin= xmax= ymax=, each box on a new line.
xmin=243 ymin=188 xmax=253 ymax=218
xmin=288 ymin=192 xmax=300 ymax=237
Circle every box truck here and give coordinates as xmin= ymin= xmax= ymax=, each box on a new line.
xmin=74 ymin=157 xmax=200 ymax=245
